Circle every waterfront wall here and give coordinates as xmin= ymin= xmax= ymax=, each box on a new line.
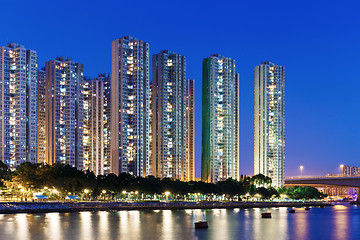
xmin=0 ymin=201 xmax=333 ymax=214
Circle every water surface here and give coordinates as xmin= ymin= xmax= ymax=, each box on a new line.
xmin=0 ymin=203 xmax=359 ymax=240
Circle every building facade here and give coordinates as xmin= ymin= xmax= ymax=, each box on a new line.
xmin=341 ymin=165 xmax=360 ymax=176
xmin=83 ymin=74 xmax=111 ymax=175
xmin=45 ymin=57 xmax=84 ymax=169
xmin=254 ymin=61 xmax=285 ymax=188
xmin=201 ymin=54 xmax=239 ymax=183
xmin=151 ymin=50 xmax=188 ymax=180
xmin=37 ymin=68 xmax=46 ymax=163
xmin=0 ymin=43 xmax=38 ymax=169
xmin=186 ymin=79 xmax=195 ymax=181
xmin=111 ymin=36 xmax=150 ymax=177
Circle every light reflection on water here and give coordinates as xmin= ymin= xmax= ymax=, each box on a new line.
xmin=0 ymin=203 xmax=359 ymax=240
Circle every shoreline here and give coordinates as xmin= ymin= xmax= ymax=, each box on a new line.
xmin=0 ymin=201 xmax=333 ymax=214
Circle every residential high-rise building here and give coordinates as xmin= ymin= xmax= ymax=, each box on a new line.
xmin=0 ymin=43 xmax=38 ymax=169
xmin=254 ymin=61 xmax=285 ymax=188
xmin=201 ymin=54 xmax=239 ymax=183
xmin=37 ymin=68 xmax=46 ymax=163
xmin=341 ymin=165 xmax=360 ymax=176
xmin=234 ymin=73 xmax=240 ymax=179
xmin=186 ymin=79 xmax=195 ymax=181
xmin=83 ymin=74 xmax=111 ymax=175
xmin=111 ymin=36 xmax=150 ymax=177
xmin=45 ymin=57 xmax=84 ymax=169
xmin=151 ymin=50 xmax=187 ymax=180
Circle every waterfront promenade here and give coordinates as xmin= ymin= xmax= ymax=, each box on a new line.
xmin=0 ymin=201 xmax=333 ymax=214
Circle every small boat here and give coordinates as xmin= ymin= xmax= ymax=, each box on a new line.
xmin=261 ymin=212 xmax=272 ymax=218
xmin=195 ymin=213 xmax=208 ymax=229
xmin=195 ymin=221 xmax=208 ymax=229
xmin=305 ymin=207 xmax=310 ymax=210
xmin=320 ymin=206 xmax=325 ymax=208
xmin=288 ymin=209 xmax=296 ymax=213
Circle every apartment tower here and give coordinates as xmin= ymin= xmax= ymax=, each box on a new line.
xmin=201 ymin=54 xmax=239 ymax=183
xmin=111 ymin=36 xmax=150 ymax=177
xmin=151 ymin=50 xmax=188 ymax=180
xmin=0 ymin=43 xmax=38 ymax=169
xmin=37 ymin=68 xmax=46 ymax=163
xmin=254 ymin=61 xmax=285 ymax=188
xmin=45 ymin=57 xmax=84 ymax=169
xmin=186 ymin=79 xmax=195 ymax=181
xmin=83 ymin=74 xmax=111 ymax=175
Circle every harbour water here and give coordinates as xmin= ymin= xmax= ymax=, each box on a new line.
xmin=0 ymin=203 xmax=359 ymax=240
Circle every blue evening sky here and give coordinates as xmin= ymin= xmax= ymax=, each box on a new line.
xmin=1 ymin=0 xmax=359 ymax=177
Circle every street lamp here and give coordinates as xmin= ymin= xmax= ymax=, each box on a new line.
xmin=135 ymin=191 xmax=138 ymax=201
xmin=340 ymin=165 xmax=344 ymax=176
xmin=102 ymin=190 xmax=106 ymax=201
xmin=165 ymin=191 xmax=170 ymax=202
xmin=122 ymin=190 xmax=127 ymax=201
xmin=84 ymin=189 xmax=89 ymax=201
xmin=300 ymin=166 xmax=304 ymax=177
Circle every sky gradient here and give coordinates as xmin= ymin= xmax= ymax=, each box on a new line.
xmin=1 ymin=0 xmax=359 ymax=177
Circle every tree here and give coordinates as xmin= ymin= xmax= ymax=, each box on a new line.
xmin=0 ymin=161 xmax=9 ymax=184
xmin=250 ymin=174 xmax=272 ymax=188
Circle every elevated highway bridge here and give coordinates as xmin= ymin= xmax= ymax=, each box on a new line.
xmin=285 ymin=176 xmax=360 ymax=188
xmin=285 ymin=176 xmax=360 ymax=202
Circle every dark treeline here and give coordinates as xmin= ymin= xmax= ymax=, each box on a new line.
xmin=0 ymin=162 xmax=325 ymax=200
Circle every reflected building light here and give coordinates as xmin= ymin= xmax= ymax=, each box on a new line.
xmin=162 ymin=210 xmax=173 ymax=240
xmin=277 ymin=208 xmax=288 ymax=240
xmin=128 ymin=211 xmax=141 ymax=239
xmin=333 ymin=205 xmax=349 ymax=239
xmin=80 ymin=212 xmax=92 ymax=240
xmin=46 ymin=213 xmax=62 ymax=240
xmin=15 ymin=214 xmax=29 ymax=240
xmin=98 ymin=211 xmax=109 ymax=240
xmin=212 ymin=209 xmax=221 ymax=215
xmin=185 ymin=209 xmax=192 ymax=215
xmin=294 ymin=208 xmax=309 ymax=239
xmin=119 ymin=211 xmax=129 ymax=235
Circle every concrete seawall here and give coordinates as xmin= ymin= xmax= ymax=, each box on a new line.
xmin=0 ymin=201 xmax=333 ymax=214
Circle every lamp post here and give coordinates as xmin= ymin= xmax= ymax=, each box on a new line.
xmin=165 ymin=191 xmax=170 ymax=202
xmin=340 ymin=164 xmax=344 ymax=176
xmin=300 ymin=166 xmax=304 ymax=177
xmin=84 ymin=189 xmax=89 ymax=201
xmin=135 ymin=191 xmax=138 ymax=201
xmin=102 ymin=190 xmax=106 ymax=201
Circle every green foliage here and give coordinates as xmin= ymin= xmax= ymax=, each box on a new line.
xmin=217 ymin=178 xmax=246 ymax=196
xmin=4 ymin=163 xmax=325 ymax=201
xmin=280 ymin=186 xmax=325 ymax=200
xmin=255 ymin=187 xmax=279 ymax=199
xmin=250 ymin=174 xmax=272 ymax=187
xmin=0 ymin=161 xmax=9 ymax=180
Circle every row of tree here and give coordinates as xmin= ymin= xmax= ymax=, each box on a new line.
xmin=0 ymin=162 xmax=325 ymax=200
